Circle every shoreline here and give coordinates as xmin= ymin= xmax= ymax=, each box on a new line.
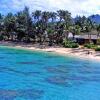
xmin=0 ymin=41 xmax=100 ymax=62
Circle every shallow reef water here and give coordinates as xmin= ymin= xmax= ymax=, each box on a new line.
xmin=0 ymin=46 xmax=100 ymax=100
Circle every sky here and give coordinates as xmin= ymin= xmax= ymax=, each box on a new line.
xmin=0 ymin=0 xmax=100 ymax=17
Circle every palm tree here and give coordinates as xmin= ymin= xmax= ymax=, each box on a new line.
xmin=97 ymin=25 xmax=100 ymax=37
xmin=71 ymin=25 xmax=81 ymax=39
xmin=57 ymin=10 xmax=64 ymax=22
xmin=63 ymin=11 xmax=72 ymax=30
xmin=15 ymin=6 xmax=33 ymax=42
xmin=4 ymin=13 xmax=16 ymax=40
xmin=24 ymin=6 xmax=33 ymax=42
xmin=42 ymin=11 xmax=51 ymax=26
xmin=86 ymin=18 xmax=94 ymax=43
xmin=32 ymin=10 xmax=41 ymax=22
xmin=0 ymin=13 xmax=4 ymax=32
xmin=57 ymin=10 xmax=72 ymax=30
xmin=49 ymin=12 xmax=57 ymax=23
xmin=0 ymin=14 xmax=4 ymax=40
xmin=15 ymin=11 xmax=26 ymax=41
xmin=75 ymin=16 xmax=87 ymax=32
xmin=75 ymin=16 xmax=94 ymax=42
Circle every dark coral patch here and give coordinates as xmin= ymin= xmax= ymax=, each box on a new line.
xmin=9 ymin=70 xmax=41 ymax=76
xmin=78 ymin=70 xmax=100 ymax=74
xmin=0 ymin=89 xmax=44 ymax=99
xmin=46 ymin=76 xmax=68 ymax=87
xmin=46 ymin=67 xmax=68 ymax=74
xmin=0 ymin=57 xmax=5 ymax=59
xmin=78 ymin=66 xmax=100 ymax=74
xmin=17 ymin=61 xmax=43 ymax=65
xmin=18 ymin=61 xmax=37 ymax=65
xmin=45 ymin=55 xmax=58 ymax=58
xmin=66 ymin=75 xmax=100 ymax=82
xmin=25 ymin=72 xmax=41 ymax=76
xmin=18 ymin=89 xmax=44 ymax=99
xmin=0 ymin=90 xmax=18 ymax=100
xmin=66 ymin=76 xmax=88 ymax=81
xmin=0 ymin=67 xmax=40 ymax=76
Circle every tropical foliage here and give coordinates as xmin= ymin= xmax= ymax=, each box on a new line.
xmin=95 ymin=47 xmax=100 ymax=51
xmin=0 ymin=6 xmax=100 ymax=48
xmin=84 ymin=43 xmax=96 ymax=49
xmin=63 ymin=39 xmax=79 ymax=48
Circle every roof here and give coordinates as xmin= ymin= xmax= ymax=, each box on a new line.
xmin=68 ymin=32 xmax=73 ymax=38
xmin=75 ymin=35 xmax=100 ymax=40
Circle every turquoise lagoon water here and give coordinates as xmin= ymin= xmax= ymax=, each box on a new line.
xmin=0 ymin=46 xmax=100 ymax=100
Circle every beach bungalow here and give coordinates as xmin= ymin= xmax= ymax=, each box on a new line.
xmin=75 ymin=34 xmax=100 ymax=45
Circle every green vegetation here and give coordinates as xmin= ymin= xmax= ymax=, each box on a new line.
xmin=63 ymin=39 xmax=79 ymax=48
xmin=97 ymin=38 xmax=100 ymax=45
xmin=95 ymin=47 xmax=100 ymax=51
xmin=0 ymin=34 xmax=3 ymax=41
xmin=0 ymin=6 xmax=100 ymax=49
xmin=84 ymin=42 xmax=100 ymax=51
xmin=84 ymin=43 xmax=96 ymax=49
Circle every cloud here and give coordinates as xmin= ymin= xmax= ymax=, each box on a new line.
xmin=0 ymin=0 xmax=100 ymax=17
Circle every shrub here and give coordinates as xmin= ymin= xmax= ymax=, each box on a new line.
xmin=97 ymin=39 xmax=100 ymax=45
xmin=47 ymin=28 xmax=54 ymax=34
xmin=63 ymin=39 xmax=79 ymax=48
xmin=84 ymin=43 xmax=96 ymax=49
xmin=95 ymin=47 xmax=100 ymax=51
xmin=71 ymin=43 xmax=79 ymax=48
xmin=0 ymin=35 xmax=3 ymax=41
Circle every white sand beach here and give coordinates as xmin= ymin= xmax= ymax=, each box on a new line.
xmin=0 ymin=41 xmax=100 ymax=61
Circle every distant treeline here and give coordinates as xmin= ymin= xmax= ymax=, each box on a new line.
xmin=0 ymin=6 xmax=100 ymax=45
